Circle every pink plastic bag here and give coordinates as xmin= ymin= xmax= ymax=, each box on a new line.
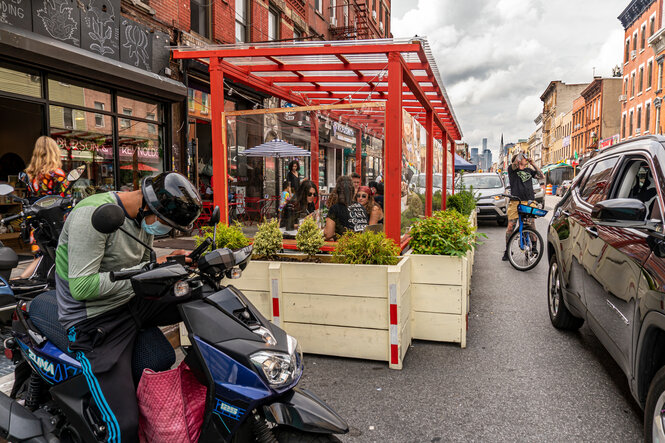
xmin=136 ymin=362 xmax=207 ymax=443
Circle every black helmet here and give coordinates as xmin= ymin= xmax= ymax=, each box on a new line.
xmin=142 ymin=172 xmax=202 ymax=231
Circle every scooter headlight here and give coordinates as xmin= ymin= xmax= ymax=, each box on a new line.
xmin=250 ymin=335 xmax=303 ymax=388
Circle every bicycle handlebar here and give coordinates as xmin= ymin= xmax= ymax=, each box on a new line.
xmin=109 ymin=269 xmax=143 ymax=282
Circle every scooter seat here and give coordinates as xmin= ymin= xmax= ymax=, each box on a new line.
xmin=28 ymin=291 xmax=176 ymax=383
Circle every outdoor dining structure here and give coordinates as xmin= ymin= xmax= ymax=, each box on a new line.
xmin=171 ymin=38 xmax=463 ymax=246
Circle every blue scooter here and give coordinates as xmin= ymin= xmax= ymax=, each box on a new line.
xmin=0 ymin=203 xmax=348 ymax=442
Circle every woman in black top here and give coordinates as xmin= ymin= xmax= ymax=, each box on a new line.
xmin=287 ymin=160 xmax=301 ymax=193
xmin=281 ymin=180 xmax=318 ymax=229
xmin=324 ymin=176 xmax=369 ymax=240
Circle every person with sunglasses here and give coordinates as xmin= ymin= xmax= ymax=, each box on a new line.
xmin=281 ymin=179 xmax=318 ymax=230
xmin=356 ymin=185 xmax=383 ymax=226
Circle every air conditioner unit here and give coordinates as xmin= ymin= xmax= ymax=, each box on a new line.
xmin=635 ymin=127 xmax=641 ymax=135
xmin=631 ymin=49 xmax=637 ymax=59
xmin=331 ymin=17 xmax=337 ymax=26
xmin=619 ymin=94 xmax=627 ymax=102
xmin=372 ymin=10 xmax=377 ymax=20
xmin=379 ymin=21 xmax=384 ymax=31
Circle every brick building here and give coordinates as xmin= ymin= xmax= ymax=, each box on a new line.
xmin=540 ymin=81 xmax=589 ymax=165
xmin=648 ymin=2 xmax=665 ymax=134
xmin=0 ymin=0 xmax=390 ymax=200
xmin=619 ymin=0 xmax=663 ymax=140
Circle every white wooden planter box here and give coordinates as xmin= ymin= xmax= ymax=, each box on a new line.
xmin=407 ymin=209 xmax=477 ymax=348
xmin=229 ymin=257 xmax=412 ymax=369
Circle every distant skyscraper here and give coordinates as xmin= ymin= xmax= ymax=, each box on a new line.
xmin=483 ymin=149 xmax=492 ymax=171
xmin=482 ymin=138 xmax=488 ymax=152
xmin=470 ymin=148 xmax=479 ymax=166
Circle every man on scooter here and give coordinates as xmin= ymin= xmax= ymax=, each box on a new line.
xmin=55 ymin=172 xmax=202 ymax=442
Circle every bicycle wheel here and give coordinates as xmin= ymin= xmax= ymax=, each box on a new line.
xmin=507 ymin=227 xmax=544 ymax=271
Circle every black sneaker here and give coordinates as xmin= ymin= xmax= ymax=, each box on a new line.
xmin=502 ymin=250 xmax=509 ymax=261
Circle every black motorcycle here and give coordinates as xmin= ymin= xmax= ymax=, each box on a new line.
xmin=0 ymin=203 xmax=348 ymax=442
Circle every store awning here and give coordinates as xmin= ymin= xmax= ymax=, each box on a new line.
xmin=541 ymin=162 xmax=572 ymax=173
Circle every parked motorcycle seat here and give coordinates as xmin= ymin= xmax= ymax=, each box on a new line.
xmin=28 ymin=291 xmax=176 ymax=383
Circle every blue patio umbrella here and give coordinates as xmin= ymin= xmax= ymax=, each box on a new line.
xmin=454 ymin=153 xmax=476 ymax=171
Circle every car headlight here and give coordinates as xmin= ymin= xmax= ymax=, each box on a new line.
xmin=250 ymin=335 xmax=303 ymax=388
xmin=493 ymin=195 xmax=501 ymax=200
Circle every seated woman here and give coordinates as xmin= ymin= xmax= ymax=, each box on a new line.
xmin=324 ymin=176 xmax=368 ymax=240
xmin=356 ymin=185 xmax=383 ymax=226
xmin=281 ymin=180 xmax=318 ymax=229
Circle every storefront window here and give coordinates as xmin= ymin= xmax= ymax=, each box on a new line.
xmin=50 ymin=105 xmax=114 ymax=197
xmin=48 ymin=77 xmax=111 ymax=112
xmin=118 ymin=120 xmax=163 ymax=191
xmin=117 ymin=93 xmax=163 ymax=123
xmin=0 ymin=63 xmax=41 ymax=98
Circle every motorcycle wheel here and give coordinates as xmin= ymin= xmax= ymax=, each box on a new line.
xmin=274 ymin=428 xmax=342 ymax=442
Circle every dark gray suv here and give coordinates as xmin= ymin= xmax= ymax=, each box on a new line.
xmin=547 ymin=135 xmax=665 ymax=441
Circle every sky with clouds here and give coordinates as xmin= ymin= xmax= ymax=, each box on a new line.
xmin=392 ymin=0 xmax=629 ymax=159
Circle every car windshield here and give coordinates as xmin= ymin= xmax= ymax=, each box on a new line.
xmin=459 ymin=175 xmax=503 ymax=189
xmin=415 ymin=174 xmax=444 ymax=188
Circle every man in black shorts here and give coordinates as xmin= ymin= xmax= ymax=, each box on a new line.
xmin=503 ymin=152 xmax=544 ymax=261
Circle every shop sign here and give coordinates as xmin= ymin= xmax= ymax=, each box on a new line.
xmin=119 ymin=145 xmax=160 ymax=161
xmin=280 ymin=100 xmax=298 ymax=121
xmin=333 ymin=121 xmax=355 ymax=137
xmin=599 ymin=134 xmax=620 ymax=149
xmin=56 ymin=137 xmax=113 ymax=158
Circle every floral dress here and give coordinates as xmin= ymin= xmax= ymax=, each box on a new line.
xmin=29 ymin=168 xmax=69 ymax=198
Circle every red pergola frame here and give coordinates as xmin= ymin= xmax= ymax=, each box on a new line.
xmin=172 ymin=38 xmax=462 ymax=245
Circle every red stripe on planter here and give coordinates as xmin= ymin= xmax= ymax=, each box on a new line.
xmin=390 ymin=344 xmax=398 ymax=364
xmin=272 ymin=297 xmax=280 ymax=317
xmin=389 ymin=305 xmax=398 ymax=325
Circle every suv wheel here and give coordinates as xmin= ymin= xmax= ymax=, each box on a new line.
xmin=548 ymin=255 xmax=583 ymax=330
xmin=645 ymin=366 xmax=665 ymax=443
xmin=497 ymin=217 xmax=508 ymax=226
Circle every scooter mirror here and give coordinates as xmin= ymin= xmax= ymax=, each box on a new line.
xmin=91 ymin=203 xmax=126 ymax=234
xmin=0 ymin=184 xmax=14 ymax=196
xmin=17 ymin=172 xmax=29 ymax=186
xmin=209 ymin=206 xmax=220 ymax=226
xmin=67 ymin=165 xmax=86 ymax=182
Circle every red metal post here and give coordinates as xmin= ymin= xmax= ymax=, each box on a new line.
xmin=441 ymin=130 xmax=448 ymax=210
xmin=310 ymin=111 xmax=320 ymax=208
xmin=355 ymin=128 xmax=362 ymax=177
xmin=385 ymin=52 xmax=403 ymax=244
xmin=209 ymin=57 xmax=228 ymax=224
xmin=449 ymin=135 xmax=455 ymax=195
xmin=425 ymin=110 xmax=434 ymax=216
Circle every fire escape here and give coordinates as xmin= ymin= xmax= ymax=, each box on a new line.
xmin=330 ymin=0 xmax=370 ymax=40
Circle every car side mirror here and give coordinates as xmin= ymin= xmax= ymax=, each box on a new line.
xmin=92 ymin=203 xmax=126 ymax=234
xmin=591 ymin=198 xmax=647 ymax=228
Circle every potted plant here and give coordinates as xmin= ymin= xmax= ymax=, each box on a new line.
xmin=407 ymin=210 xmax=483 ymax=347
xmin=295 ymin=216 xmax=324 ymax=261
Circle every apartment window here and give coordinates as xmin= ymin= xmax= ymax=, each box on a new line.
xmin=634 ymin=33 xmax=638 ymax=50
xmin=651 ymin=16 xmax=656 ymax=36
xmin=236 ymin=0 xmax=248 ymax=42
xmin=268 ymin=8 xmax=279 ymax=41
xmin=646 ymin=103 xmax=651 ymax=131
xmin=190 ymin=0 xmax=210 ymax=38
xmin=373 ymin=0 xmax=377 ymax=20
xmin=294 ymin=27 xmax=302 ymax=40
xmin=622 ymin=114 xmax=626 ymax=138
xmin=648 ymin=61 xmax=654 ymax=89
xmin=121 ymin=108 xmax=132 ymax=129
xmin=641 ymin=25 xmax=647 ymax=49
xmin=632 ymin=72 xmax=636 ymax=96
xmin=330 ymin=0 xmax=336 ymax=25
xmin=344 ymin=0 xmax=349 ymax=26
xmin=624 ymin=78 xmax=628 ymax=94
xmin=659 ymin=60 xmax=664 ymax=91
xmin=94 ymin=101 xmax=105 ymax=127
xmin=637 ymin=107 xmax=642 ymax=131
xmin=625 ymin=40 xmax=630 ymax=62
xmin=639 ymin=67 xmax=644 ymax=92
xmin=315 ymin=0 xmax=322 ymax=14
xmin=630 ymin=110 xmax=634 ymax=135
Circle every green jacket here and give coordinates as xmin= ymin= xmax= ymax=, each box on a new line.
xmin=55 ymin=192 xmax=153 ymax=329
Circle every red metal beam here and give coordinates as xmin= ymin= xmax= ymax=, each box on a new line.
xmin=262 ymin=74 xmax=437 ymax=84
xmin=243 ymin=62 xmax=426 ymax=73
xmin=172 ymin=43 xmax=422 ymax=60
xmin=310 ymin=111 xmax=320 ymax=205
xmin=385 ymin=52 xmax=402 ymax=245
xmin=425 ymin=110 xmax=434 ymax=217
xmin=442 ymin=129 xmax=448 ymax=210
xmin=356 ymin=129 xmax=362 ymax=176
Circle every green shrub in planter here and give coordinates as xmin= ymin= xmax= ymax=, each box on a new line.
xmin=333 ymin=231 xmax=400 ymax=265
xmin=253 ymin=218 xmax=283 ymax=259
xmin=446 ymin=190 xmax=477 ymax=216
xmin=409 ymin=210 xmax=482 ymax=257
xmin=417 ymin=190 xmax=442 ymax=212
xmin=296 ymin=216 xmax=324 ymax=257
xmin=194 ymin=222 xmax=249 ymax=251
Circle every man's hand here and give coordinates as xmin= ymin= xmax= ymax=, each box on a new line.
xmin=157 ymin=249 xmax=192 ymax=264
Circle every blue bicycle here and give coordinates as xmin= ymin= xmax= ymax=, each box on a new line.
xmin=504 ymin=194 xmax=548 ymax=271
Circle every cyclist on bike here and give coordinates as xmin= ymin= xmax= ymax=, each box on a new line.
xmin=503 ymin=152 xmax=544 ymax=261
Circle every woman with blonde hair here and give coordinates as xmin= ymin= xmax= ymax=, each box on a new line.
xmin=20 ymin=136 xmax=69 ymax=278
xmin=26 ymin=136 xmax=69 ymax=197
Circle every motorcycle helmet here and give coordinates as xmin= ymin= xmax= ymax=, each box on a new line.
xmin=141 ymin=172 xmax=202 ymax=231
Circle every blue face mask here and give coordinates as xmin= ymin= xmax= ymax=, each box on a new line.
xmin=141 ymin=218 xmax=172 ymax=236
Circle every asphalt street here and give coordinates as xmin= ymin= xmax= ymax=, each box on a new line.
xmin=299 ymin=197 xmax=644 ymax=442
